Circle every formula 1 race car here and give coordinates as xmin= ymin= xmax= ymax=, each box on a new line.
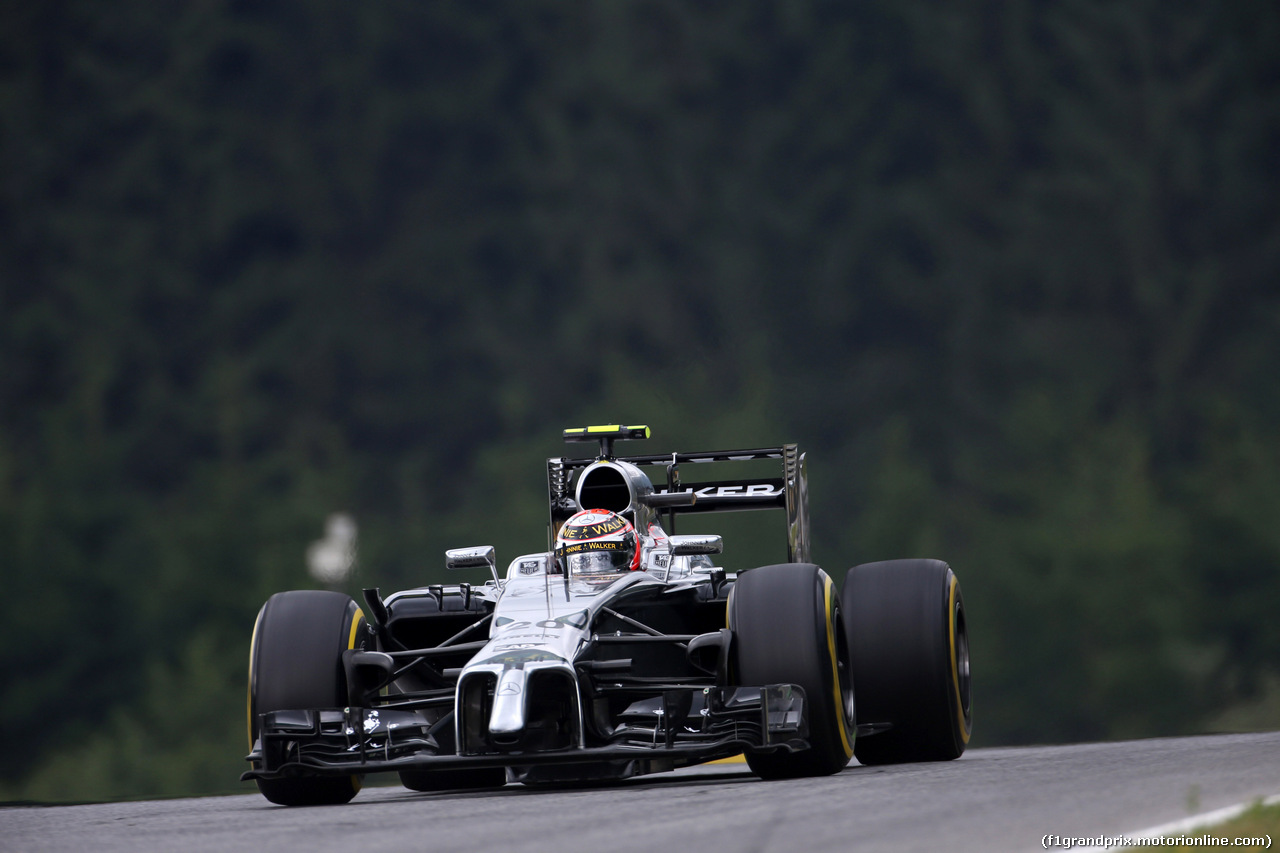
xmin=244 ymin=426 xmax=972 ymax=805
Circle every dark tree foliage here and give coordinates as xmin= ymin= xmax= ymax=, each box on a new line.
xmin=1 ymin=0 xmax=1277 ymax=800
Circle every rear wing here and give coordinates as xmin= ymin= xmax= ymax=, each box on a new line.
xmin=547 ymin=427 xmax=811 ymax=563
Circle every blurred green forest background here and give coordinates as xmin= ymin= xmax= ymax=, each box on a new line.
xmin=2 ymin=0 xmax=1279 ymax=802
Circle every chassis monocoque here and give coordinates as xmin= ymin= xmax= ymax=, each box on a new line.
xmin=244 ymin=426 xmax=972 ymax=805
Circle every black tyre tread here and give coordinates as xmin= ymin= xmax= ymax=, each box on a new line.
xmin=249 ymin=589 xmax=366 ymax=806
xmin=730 ymin=563 xmax=854 ymax=779
xmin=843 ymin=558 xmax=970 ymax=765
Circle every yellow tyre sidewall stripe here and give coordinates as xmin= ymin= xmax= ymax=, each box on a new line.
xmin=348 ymin=604 xmax=364 ymax=650
xmin=947 ymin=575 xmax=971 ymax=744
xmin=822 ymin=573 xmax=854 ymax=759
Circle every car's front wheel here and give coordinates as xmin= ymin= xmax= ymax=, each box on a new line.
xmin=730 ymin=563 xmax=855 ymax=779
xmin=248 ymin=589 xmax=367 ymax=805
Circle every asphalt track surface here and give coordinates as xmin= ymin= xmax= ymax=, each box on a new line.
xmin=4 ymin=732 xmax=1279 ymax=853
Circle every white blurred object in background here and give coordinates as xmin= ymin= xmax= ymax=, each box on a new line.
xmin=307 ymin=513 xmax=357 ymax=585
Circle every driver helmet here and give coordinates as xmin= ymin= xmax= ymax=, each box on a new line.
xmin=555 ymin=509 xmax=640 ymax=575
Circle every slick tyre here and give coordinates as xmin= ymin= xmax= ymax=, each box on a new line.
xmin=730 ymin=563 xmax=855 ymax=779
xmin=248 ymin=590 xmax=367 ymax=805
xmin=842 ymin=559 xmax=971 ymax=765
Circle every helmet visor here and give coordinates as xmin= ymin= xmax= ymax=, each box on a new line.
xmin=565 ymin=548 xmax=632 ymax=576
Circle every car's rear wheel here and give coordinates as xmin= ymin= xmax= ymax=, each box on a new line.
xmin=843 ymin=558 xmax=971 ymax=765
xmin=248 ymin=589 xmax=367 ymax=805
xmin=730 ymin=563 xmax=855 ymax=779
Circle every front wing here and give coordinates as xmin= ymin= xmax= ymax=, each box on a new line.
xmin=243 ymin=684 xmax=809 ymax=782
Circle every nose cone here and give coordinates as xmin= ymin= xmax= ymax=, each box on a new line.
xmin=488 ymin=668 xmax=528 ymax=735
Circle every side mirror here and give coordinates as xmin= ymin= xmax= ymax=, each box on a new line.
xmin=669 ymin=534 xmax=723 ymax=556
xmin=446 ymin=546 xmax=501 ymax=586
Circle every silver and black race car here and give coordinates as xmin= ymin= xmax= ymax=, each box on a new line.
xmin=243 ymin=425 xmax=972 ymax=805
